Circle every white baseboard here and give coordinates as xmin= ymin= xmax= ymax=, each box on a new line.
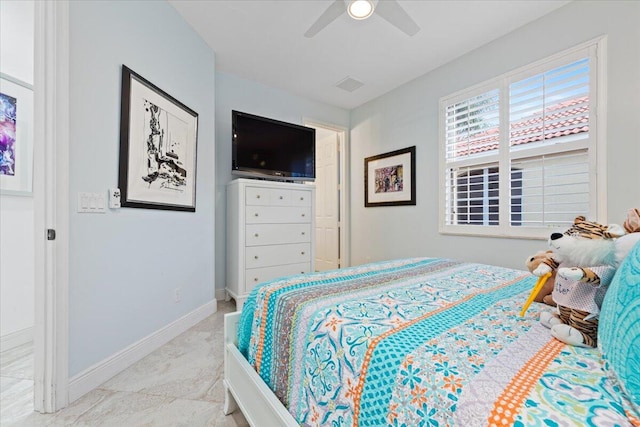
xmin=68 ymin=300 xmax=217 ymax=403
xmin=0 ymin=327 xmax=33 ymax=352
xmin=215 ymin=288 xmax=227 ymax=301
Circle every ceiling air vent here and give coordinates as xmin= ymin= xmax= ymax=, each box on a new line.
xmin=335 ymin=76 xmax=364 ymax=93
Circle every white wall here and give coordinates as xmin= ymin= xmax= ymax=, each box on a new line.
xmin=215 ymin=72 xmax=349 ymax=295
xmin=0 ymin=0 xmax=34 ymax=84
xmin=349 ymin=1 xmax=640 ymax=270
xmin=68 ymin=0 xmax=216 ymax=376
xmin=0 ymin=0 xmax=35 ymax=341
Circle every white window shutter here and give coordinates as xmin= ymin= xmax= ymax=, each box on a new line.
xmin=508 ymin=57 xmax=591 ymax=229
xmin=509 ymin=58 xmax=589 ymax=149
xmin=439 ymin=40 xmax=601 ymax=238
xmin=445 ymin=89 xmax=500 ymax=161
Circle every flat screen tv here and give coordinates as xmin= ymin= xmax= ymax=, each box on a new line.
xmin=232 ymin=110 xmax=315 ymax=181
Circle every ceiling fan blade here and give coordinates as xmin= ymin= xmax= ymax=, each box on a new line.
xmin=375 ymin=0 xmax=420 ymax=36
xmin=304 ymin=0 xmax=346 ymax=38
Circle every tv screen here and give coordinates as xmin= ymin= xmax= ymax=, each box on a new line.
xmin=232 ymin=110 xmax=315 ymax=181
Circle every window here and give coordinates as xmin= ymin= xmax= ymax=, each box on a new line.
xmin=439 ymin=40 xmax=603 ymax=238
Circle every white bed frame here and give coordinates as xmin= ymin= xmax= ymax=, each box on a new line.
xmin=223 ymin=312 xmax=298 ymax=426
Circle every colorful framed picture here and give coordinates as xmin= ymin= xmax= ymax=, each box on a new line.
xmin=364 ymin=146 xmax=416 ymax=207
xmin=118 ymin=65 xmax=198 ymax=211
xmin=0 ymin=74 xmax=34 ymax=196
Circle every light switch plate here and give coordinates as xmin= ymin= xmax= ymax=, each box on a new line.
xmin=77 ymin=192 xmax=106 ymax=213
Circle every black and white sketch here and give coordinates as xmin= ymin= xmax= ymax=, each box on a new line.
xmin=119 ymin=65 xmax=198 ymax=211
xmin=141 ymin=99 xmax=188 ymax=190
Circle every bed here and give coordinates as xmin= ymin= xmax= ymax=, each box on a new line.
xmin=223 ymin=248 xmax=640 ymax=426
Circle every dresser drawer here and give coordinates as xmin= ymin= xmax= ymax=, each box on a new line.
xmin=246 ymin=206 xmax=311 ymax=224
xmin=246 ymin=223 xmax=311 ymax=246
xmin=290 ymin=189 xmax=312 ymax=206
xmin=246 ymin=243 xmax=311 ymax=269
xmin=245 ymin=187 xmax=291 ymax=206
xmin=244 ymin=262 xmax=311 ymax=293
xmin=245 ymin=187 xmax=270 ymax=206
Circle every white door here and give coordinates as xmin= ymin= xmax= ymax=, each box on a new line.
xmin=315 ymin=129 xmax=340 ymax=271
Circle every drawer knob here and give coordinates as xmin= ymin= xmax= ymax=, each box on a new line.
xmin=301 ymin=213 xmax=305 ymax=217
xmin=254 ymin=233 xmax=259 ymax=237
xmin=256 ymin=195 xmax=261 ymax=199
xmin=300 ymin=197 xmax=304 ymax=201
xmin=254 ymin=278 xmax=258 ymax=282
xmin=301 ymin=232 xmax=305 ymax=235
xmin=254 ymin=213 xmax=259 ymax=217
xmin=279 ymin=196 xmax=283 ymax=200
xmin=254 ymin=255 xmax=259 ymax=259
xmin=301 ymin=251 xmax=305 ymax=255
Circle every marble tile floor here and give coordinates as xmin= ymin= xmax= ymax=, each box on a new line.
xmin=1 ymin=341 xmax=35 ymax=424
xmin=0 ymin=300 xmax=249 ymax=427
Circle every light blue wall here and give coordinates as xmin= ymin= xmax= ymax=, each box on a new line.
xmin=69 ymin=0 xmax=215 ymax=376
xmin=349 ymin=0 xmax=640 ymax=269
xmin=214 ymin=72 xmax=349 ymax=293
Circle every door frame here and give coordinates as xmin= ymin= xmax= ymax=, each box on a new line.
xmin=303 ymin=119 xmax=350 ymax=269
xmin=33 ymin=0 xmax=70 ymax=412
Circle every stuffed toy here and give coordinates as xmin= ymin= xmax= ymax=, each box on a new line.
xmin=617 ymin=208 xmax=640 ymax=265
xmin=524 ymin=250 xmax=558 ymax=306
xmin=539 ymin=215 xmax=627 ymax=347
xmin=624 ymin=207 xmax=640 ymax=234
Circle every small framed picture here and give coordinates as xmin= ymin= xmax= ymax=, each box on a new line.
xmin=0 ymin=74 xmax=34 ymax=196
xmin=119 ymin=65 xmax=198 ymax=211
xmin=364 ymin=146 xmax=416 ymax=207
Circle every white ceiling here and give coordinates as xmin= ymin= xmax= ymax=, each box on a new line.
xmin=168 ymin=0 xmax=570 ymax=110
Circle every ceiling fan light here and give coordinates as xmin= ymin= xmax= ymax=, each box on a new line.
xmin=347 ymin=0 xmax=374 ymax=20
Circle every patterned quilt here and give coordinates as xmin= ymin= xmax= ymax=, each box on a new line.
xmin=237 ymin=258 xmax=635 ymax=426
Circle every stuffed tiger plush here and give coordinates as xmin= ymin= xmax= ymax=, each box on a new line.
xmin=539 ymin=216 xmax=625 ymax=347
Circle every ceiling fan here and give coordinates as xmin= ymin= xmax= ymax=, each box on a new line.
xmin=304 ymin=0 xmax=420 ymax=38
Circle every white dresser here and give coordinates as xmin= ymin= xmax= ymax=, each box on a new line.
xmin=226 ymin=178 xmax=315 ymax=310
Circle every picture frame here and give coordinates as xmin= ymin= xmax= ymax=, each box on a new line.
xmin=119 ymin=65 xmax=198 ymax=212
xmin=364 ymin=146 xmax=416 ymax=207
xmin=0 ymin=73 xmax=34 ymax=196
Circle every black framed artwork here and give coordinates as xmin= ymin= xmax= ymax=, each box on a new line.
xmin=364 ymin=146 xmax=416 ymax=207
xmin=118 ymin=65 xmax=198 ymax=212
